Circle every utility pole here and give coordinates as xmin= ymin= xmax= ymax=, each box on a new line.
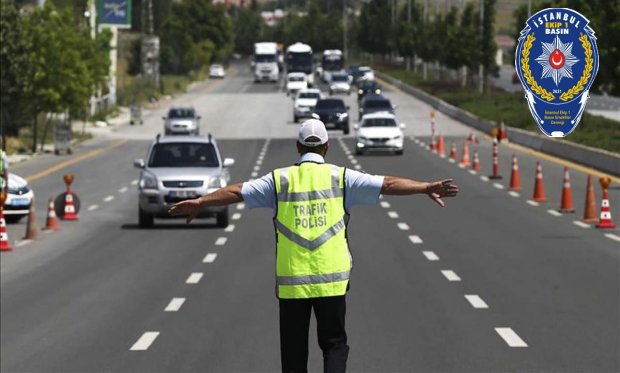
xmin=343 ymin=0 xmax=348 ymax=61
xmin=142 ymin=0 xmax=160 ymax=89
xmin=528 ymin=0 xmax=532 ymax=17
xmin=478 ymin=0 xmax=484 ymax=93
xmin=423 ymin=0 xmax=429 ymax=79
xmin=406 ymin=0 xmax=412 ymax=71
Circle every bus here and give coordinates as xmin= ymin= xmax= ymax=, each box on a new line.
xmin=321 ymin=49 xmax=344 ymax=83
xmin=286 ymin=42 xmax=314 ymax=87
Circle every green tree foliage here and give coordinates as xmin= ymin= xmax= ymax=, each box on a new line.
xmin=481 ymin=0 xmax=497 ymax=77
xmin=357 ymin=0 xmax=392 ymax=56
xmin=159 ymin=0 xmax=234 ymax=74
xmin=233 ymin=7 xmax=262 ymax=55
xmin=281 ymin=2 xmax=343 ymax=50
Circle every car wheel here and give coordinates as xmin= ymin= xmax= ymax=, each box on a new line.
xmin=138 ymin=206 xmax=154 ymax=228
xmin=343 ymin=125 xmax=350 ymax=135
xmin=355 ymin=148 xmax=364 ymax=156
xmin=396 ymin=149 xmax=404 ymax=155
xmin=293 ymin=115 xmax=298 ymax=123
xmin=164 ymin=129 xmax=171 ymax=135
xmin=216 ymin=207 xmax=229 ymax=228
xmin=5 ymin=215 xmax=23 ymax=224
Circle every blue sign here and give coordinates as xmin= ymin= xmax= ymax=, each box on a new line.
xmin=98 ymin=0 xmax=131 ymax=27
xmin=515 ymin=8 xmax=599 ymax=137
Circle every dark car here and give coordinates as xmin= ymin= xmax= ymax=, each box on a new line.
xmin=312 ymin=98 xmax=350 ymax=134
xmin=357 ymin=80 xmax=382 ymax=102
xmin=358 ymin=95 xmax=395 ymax=120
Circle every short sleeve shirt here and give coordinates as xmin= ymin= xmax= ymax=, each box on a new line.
xmin=241 ymin=153 xmax=384 ymax=212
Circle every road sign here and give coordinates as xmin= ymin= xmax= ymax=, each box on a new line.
xmin=97 ymin=0 xmax=131 ymax=28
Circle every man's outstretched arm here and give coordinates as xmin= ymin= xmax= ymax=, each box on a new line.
xmin=168 ymin=183 xmax=244 ymax=223
xmin=381 ymin=177 xmax=459 ymax=207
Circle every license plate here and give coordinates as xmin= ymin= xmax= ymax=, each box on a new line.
xmin=169 ymin=190 xmax=192 ymax=198
xmin=10 ymin=198 xmax=29 ymax=206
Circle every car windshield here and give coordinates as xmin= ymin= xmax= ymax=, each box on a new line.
xmin=289 ymin=76 xmax=305 ymax=82
xmin=298 ymin=92 xmax=320 ymax=99
xmin=362 ymin=118 xmax=397 ymax=127
xmin=359 ymin=67 xmax=371 ymax=72
xmin=364 ymin=99 xmax=391 ymax=109
xmin=211 ymin=65 xmax=222 ymax=69
xmin=148 ymin=143 xmax=218 ymax=168
xmin=168 ymin=108 xmax=195 ymax=119
xmin=332 ymin=75 xmax=348 ymax=82
xmin=316 ymin=99 xmax=345 ymax=109
xmin=255 ymin=54 xmax=276 ymax=63
xmin=360 ymin=81 xmax=379 ymax=89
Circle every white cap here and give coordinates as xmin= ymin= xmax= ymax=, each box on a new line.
xmin=298 ymin=119 xmax=328 ymax=147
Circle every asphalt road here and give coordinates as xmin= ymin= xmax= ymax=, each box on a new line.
xmin=1 ymin=61 xmax=619 ymax=373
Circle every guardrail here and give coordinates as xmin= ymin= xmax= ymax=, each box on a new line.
xmin=376 ymin=71 xmax=620 ymax=177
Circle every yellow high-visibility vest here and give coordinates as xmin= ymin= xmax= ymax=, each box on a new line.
xmin=273 ymin=163 xmax=351 ymax=299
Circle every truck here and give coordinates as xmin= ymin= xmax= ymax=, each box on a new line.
xmin=286 ymin=42 xmax=314 ymax=87
xmin=253 ymin=42 xmax=279 ymax=83
xmin=320 ymin=49 xmax=344 ymax=83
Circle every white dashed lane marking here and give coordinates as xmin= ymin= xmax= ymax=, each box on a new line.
xmin=547 ymin=209 xmax=562 ymax=217
xmin=118 ymin=187 xmax=128 ymax=193
xmin=468 ymin=169 xmax=477 ymax=175
xmin=232 ymin=213 xmax=242 ymax=220
xmin=573 ymin=221 xmax=590 ymax=228
xmin=526 ymin=200 xmax=540 ymax=206
xmin=215 ymin=237 xmax=228 ymax=246
xmin=480 ymin=176 xmax=490 ymax=182
xmin=203 ymin=253 xmax=218 ymax=263
xmin=251 ymin=172 xmax=258 ymax=177
xmin=465 ymin=295 xmax=489 ymax=309
xmin=104 ymin=195 xmax=114 ymax=202
xmin=508 ymin=191 xmax=520 ymax=197
xmin=604 ymin=233 xmax=620 ymax=242
xmin=131 ymin=180 xmax=139 ymax=186
xmin=256 ymin=159 xmax=262 ymax=165
xmin=186 ymin=273 xmax=203 ymax=284
xmin=354 ymin=165 xmax=362 ymax=170
xmin=397 ymin=223 xmax=410 ymax=231
xmin=87 ymin=204 xmax=99 ymax=211
xmin=253 ymin=166 xmax=260 ymax=171
xmin=408 ymin=235 xmax=423 ymax=244
xmin=224 ymin=224 xmax=235 ymax=232
xmin=164 ymin=298 xmax=186 ymax=312
xmin=380 ymin=201 xmax=391 ymax=209
xmin=237 ymin=203 xmax=245 ymax=210
xmin=16 ymin=240 xmax=32 ymax=247
xmin=422 ymin=251 xmax=439 ymax=261
xmin=388 ymin=211 xmax=399 ymax=219
xmin=441 ymin=270 xmax=461 ymax=282
xmin=493 ymin=183 xmax=505 ymax=190
xmin=130 ymin=332 xmax=160 ymax=351
xmin=495 ymin=327 xmax=528 ymax=347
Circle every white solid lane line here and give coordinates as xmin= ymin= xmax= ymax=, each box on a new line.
xmin=441 ymin=270 xmax=461 ymax=282
xmin=495 ymin=327 xmax=528 ymax=347
xmin=131 ymin=179 xmax=139 ymax=185
xmin=465 ymin=295 xmax=489 ymax=309
xmin=573 ymin=221 xmax=590 ymax=228
xmin=104 ymin=195 xmax=114 ymax=202
xmin=397 ymin=223 xmax=410 ymax=231
xmin=380 ymin=201 xmax=391 ymax=209
xmin=130 ymin=332 xmax=160 ymax=351
xmin=87 ymin=204 xmax=99 ymax=211
xmin=526 ymin=200 xmax=540 ymax=206
xmin=203 ymin=253 xmax=218 ymax=263
xmin=547 ymin=209 xmax=562 ymax=217
xmin=224 ymin=224 xmax=235 ymax=232
xmin=388 ymin=211 xmax=399 ymax=218
xmin=186 ymin=273 xmax=203 ymax=284
xmin=164 ymin=298 xmax=186 ymax=312
xmin=232 ymin=213 xmax=242 ymax=220
xmin=480 ymin=176 xmax=490 ymax=182
xmin=422 ymin=251 xmax=439 ymax=261
xmin=408 ymin=235 xmax=423 ymax=244
xmin=493 ymin=183 xmax=505 ymax=190
xmin=604 ymin=233 xmax=620 ymax=242
xmin=237 ymin=203 xmax=245 ymax=210
xmin=118 ymin=187 xmax=128 ymax=193
xmin=215 ymin=237 xmax=228 ymax=246
xmin=508 ymin=191 xmax=520 ymax=197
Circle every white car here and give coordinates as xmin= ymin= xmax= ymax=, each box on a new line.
xmin=329 ymin=72 xmax=351 ymax=95
xmin=354 ymin=112 xmax=405 ymax=155
xmin=356 ymin=66 xmax=375 ymax=84
xmin=286 ymin=72 xmax=308 ymax=96
xmin=293 ymin=88 xmax=323 ymax=122
xmin=3 ymin=172 xmax=35 ymax=223
xmin=209 ymin=64 xmax=226 ymax=79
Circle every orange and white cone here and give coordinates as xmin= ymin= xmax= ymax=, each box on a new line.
xmin=509 ymin=155 xmax=521 ymax=191
xmin=437 ymin=134 xmax=446 ymax=158
xmin=459 ymin=142 xmax=470 ymax=168
xmin=532 ymin=161 xmax=546 ymax=202
xmin=471 ymin=151 xmax=481 ymax=172
xmin=449 ymin=142 xmax=457 ymax=162
xmin=467 ymin=131 xmax=479 ymax=145
xmin=42 ymin=197 xmax=59 ymax=231
xmin=583 ymin=175 xmax=597 ymax=223
xmin=0 ymin=209 xmax=11 ymax=252
xmin=499 ymin=121 xmax=508 ymax=143
xmin=489 ymin=138 xmax=502 ymax=179
xmin=430 ymin=133 xmax=437 ymax=153
xmin=558 ymin=167 xmax=575 ymax=213
xmin=23 ymin=196 xmax=37 ymax=240
xmin=596 ymin=186 xmax=616 ymax=229
xmin=62 ymin=192 xmax=78 ymax=220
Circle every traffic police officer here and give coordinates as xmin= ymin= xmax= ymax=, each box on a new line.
xmin=168 ymin=119 xmax=459 ymax=372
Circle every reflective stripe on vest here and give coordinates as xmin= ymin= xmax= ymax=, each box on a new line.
xmin=274 ymin=163 xmax=351 ymax=299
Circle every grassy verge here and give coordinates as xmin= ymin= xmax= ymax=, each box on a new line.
xmin=117 ymin=69 xmax=207 ymax=107
xmin=377 ymin=65 xmax=620 ymax=154
xmin=4 ymin=118 xmax=93 ymax=155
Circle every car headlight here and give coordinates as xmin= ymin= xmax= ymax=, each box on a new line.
xmin=139 ymin=172 xmax=158 ymax=190
xmin=375 ymin=89 xmax=382 ymax=94
xmin=337 ymin=113 xmax=348 ymax=120
xmin=358 ymin=136 xmax=368 ymax=142
xmin=358 ymin=89 xmax=363 ymax=95
xmin=208 ymin=177 xmax=226 ymax=189
xmin=392 ymin=135 xmax=402 ymax=140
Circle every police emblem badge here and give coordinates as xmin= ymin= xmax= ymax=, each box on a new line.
xmin=515 ymin=8 xmax=599 ymax=137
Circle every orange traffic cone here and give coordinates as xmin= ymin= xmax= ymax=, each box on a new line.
xmin=532 ymin=161 xmax=546 ymax=202
xmin=558 ymin=167 xmax=575 ymax=213
xmin=42 ymin=197 xmax=59 ymax=231
xmin=509 ymin=155 xmax=521 ymax=191
xmin=489 ymin=138 xmax=502 ymax=179
xmin=596 ymin=177 xmax=616 ymax=229
xmin=0 ymin=191 xmax=11 ymax=252
xmin=467 ymin=131 xmax=479 ymax=145
xmin=583 ymin=175 xmax=597 ymax=222
xmin=449 ymin=142 xmax=457 ymax=162
xmin=62 ymin=192 xmax=78 ymax=220
xmin=459 ymin=141 xmax=470 ymax=168
xmin=23 ymin=196 xmax=37 ymax=239
xmin=499 ymin=121 xmax=508 ymax=143
xmin=437 ymin=134 xmax=446 ymax=157
xmin=471 ymin=150 xmax=481 ymax=172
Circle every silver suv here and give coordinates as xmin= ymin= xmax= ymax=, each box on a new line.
xmin=134 ymin=135 xmax=235 ymax=228
xmin=163 ymin=106 xmax=201 ymax=135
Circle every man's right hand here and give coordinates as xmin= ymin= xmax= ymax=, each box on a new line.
xmin=168 ymin=198 xmax=202 ymax=223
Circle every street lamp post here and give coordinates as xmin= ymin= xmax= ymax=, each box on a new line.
xmin=478 ymin=0 xmax=484 ymax=93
